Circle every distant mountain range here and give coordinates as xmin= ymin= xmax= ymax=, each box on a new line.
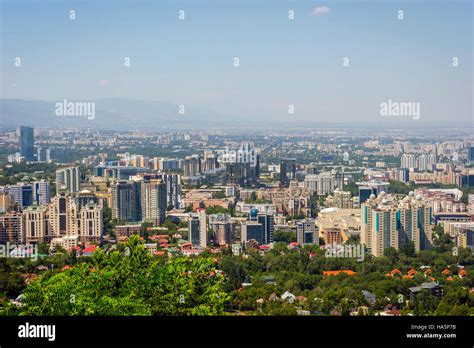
xmin=0 ymin=98 xmax=245 ymax=130
xmin=1 ymin=98 xmax=471 ymax=131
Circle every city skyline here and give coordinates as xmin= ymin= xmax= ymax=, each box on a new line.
xmin=1 ymin=1 xmax=474 ymax=338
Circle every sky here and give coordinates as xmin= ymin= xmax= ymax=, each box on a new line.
xmin=1 ymin=0 xmax=473 ymax=126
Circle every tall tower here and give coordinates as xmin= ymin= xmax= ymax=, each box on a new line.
xmin=19 ymin=126 xmax=35 ymax=161
xmin=56 ymin=166 xmax=81 ymax=193
xmin=361 ymin=192 xmax=433 ymax=256
xmin=48 ymin=192 xmax=77 ymax=238
xmin=140 ymin=179 xmax=167 ymax=225
xmin=111 ymin=181 xmax=141 ymax=222
xmin=280 ymin=158 xmax=296 ymax=187
xmin=188 ymin=209 xmax=207 ymax=247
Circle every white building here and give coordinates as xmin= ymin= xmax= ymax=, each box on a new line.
xmin=56 ymin=166 xmax=80 ymax=193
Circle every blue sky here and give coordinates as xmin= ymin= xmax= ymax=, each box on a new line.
xmin=1 ymin=0 xmax=472 ymax=125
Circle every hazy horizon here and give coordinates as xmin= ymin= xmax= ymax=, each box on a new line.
xmin=1 ymin=0 xmax=473 ymax=127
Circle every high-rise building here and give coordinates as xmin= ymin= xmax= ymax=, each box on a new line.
xmin=397 ymin=168 xmax=410 ymax=183
xmin=189 ymin=215 xmax=201 ymax=246
xmin=140 ymin=178 xmax=167 ymax=225
xmin=218 ymin=144 xmax=259 ymax=186
xmin=304 ymin=171 xmax=343 ymax=196
xmin=188 ymin=209 xmax=207 ymax=247
xmin=0 ymin=189 xmax=12 ymax=213
xmin=111 ymin=181 xmax=141 ymax=222
xmin=224 ymin=162 xmax=251 ymax=186
xmin=0 ymin=211 xmax=23 ymax=243
xmin=400 ymin=153 xmax=416 ymax=170
xmin=280 ymin=158 xmax=296 ymax=187
xmin=460 ymin=174 xmax=474 ymax=187
xmin=19 ymin=126 xmax=35 ymax=161
xmin=428 ymin=154 xmax=437 ymax=169
xmin=56 ymin=166 xmax=81 ymax=193
xmin=241 ymin=208 xmax=274 ymax=244
xmin=209 ymin=214 xmax=234 ymax=246
xmin=23 ymin=205 xmax=50 ymax=243
xmin=48 ymin=192 xmax=77 ymax=238
xmin=361 ymin=192 xmax=433 ymax=256
xmin=33 ymin=180 xmax=51 ymax=205
xmin=256 ymin=213 xmax=274 ymax=244
xmin=76 ymin=190 xmax=99 ymax=210
xmin=398 ymin=195 xmax=433 ymax=252
xmin=152 ymin=157 xmax=160 ymax=171
xmin=203 ymin=152 xmax=219 ymax=172
xmin=9 ymin=183 xmax=33 ymax=209
xmin=468 ymin=147 xmax=474 ymax=164
xmin=357 ymin=181 xmax=389 ymax=204
xmin=417 ymin=154 xmax=428 ymax=171
xmin=152 ymin=157 xmax=180 ymax=171
xmin=417 ymin=154 xmax=436 ymax=171
xmin=240 ymin=221 xmax=264 ymax=244
xmin=77 ymin=203 xmax=103 ymax=243
xmin=130 ymin=155 xmax=149 ymax=168
xmin=443 ymin=221 xmax=474 ymax=249
xmin=183 ymin=155 xmax=202 ymax=177
xmin=296 ymin=219 xmax=319 ymax=245
xmin=332 ymin=188 xmax=352 ymax=209
xmin=94 ymin=164 xmax=149 ymax=179
xmin=164 ymin=158 xmax=180 ymax=171
xmin=36 ymin=146 xmax=51 ymax=163
xmin=154 ymin=173 xmax=181 ymax=209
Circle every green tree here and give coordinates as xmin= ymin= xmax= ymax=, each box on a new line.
xmin=274 ymin=230 xmax=296 ymax=244
xmin=383 ymin=247 xmax=399 ymax=264
xmin=11 ymin=235 xmax=228 ymax=316
xmin=399 ymin=241 xmax=416 ymax=257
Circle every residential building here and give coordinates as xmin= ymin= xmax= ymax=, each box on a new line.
xmin=23 ymin=205 xmax=49 ymax=243
xmin=48 ymin=192 xmax=77 ymax=238
xmin=304 ymin=171 xmax=343 ymax=196
xmin=0 ymin=211 xmax=23 ymax=243
xmin=401 ymin=153 xmax=416 ymax=170
xmin=188 ymin=209 xmax=207 ymax=247
xmin=56 ymin=166 xmax=81 ymax=193
xmin=111 ymin=181 xmax=141 ymax=222
xmin=77 ymin=203 xmax=103 ymax=243
xmin=209 ymin=214 xmax=234 ymax=246
xmin=361 ymin=192 xmax=433 ymax=256
xmin=0 ymin=189 xmax=12 ymax=213
xmin=183 ymin=155 xmax=202 ymax=177
xmin=155 ymin=173 xmax=181 ymax=209
xmin=140 ymin=178 xmax=167 ymax=225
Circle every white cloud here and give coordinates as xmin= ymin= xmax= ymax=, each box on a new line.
xmin=312 ymin=6 xmax=330 ymax=16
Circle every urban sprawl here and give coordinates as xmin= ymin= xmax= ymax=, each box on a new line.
xmin=0 ymin=126 xmax=473 ymax=316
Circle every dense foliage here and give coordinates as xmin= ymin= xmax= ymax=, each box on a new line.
xmin=218 ymin=241 xmax=474 ymax=316
xmin=3 ymin=236 xmax=228 ymax=316
xmin=1 ymin=232 xmax=473 ymax=316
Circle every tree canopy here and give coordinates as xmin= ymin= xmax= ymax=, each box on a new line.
xmin=6 ymin=236 xmax=228 ymax=316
